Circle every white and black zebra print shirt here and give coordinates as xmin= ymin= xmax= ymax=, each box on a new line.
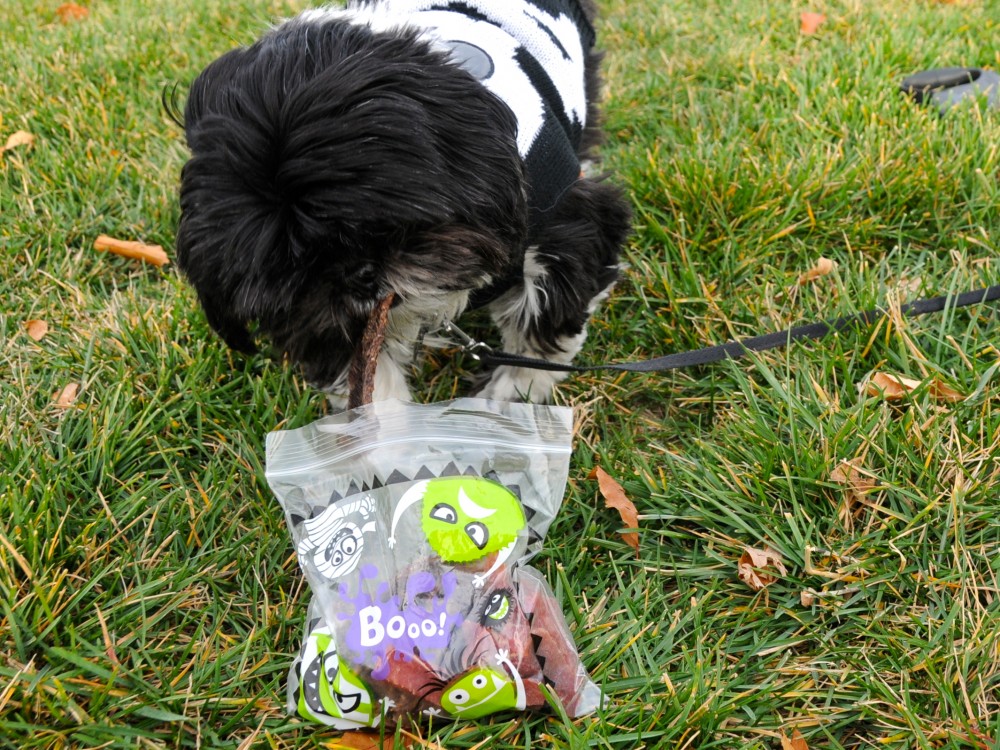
xmin=303 ymin=0 xmax=595 ymax=218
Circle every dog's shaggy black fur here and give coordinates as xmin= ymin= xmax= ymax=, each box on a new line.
xmin=175 ymin=1 xmax=631 ymax=403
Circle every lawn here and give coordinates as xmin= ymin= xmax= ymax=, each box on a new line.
xmin=2 ymin=0 xmax=999 ymax=748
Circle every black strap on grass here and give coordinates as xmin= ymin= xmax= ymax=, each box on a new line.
xmin=478 ymin=284 xmax=1000 ymax=374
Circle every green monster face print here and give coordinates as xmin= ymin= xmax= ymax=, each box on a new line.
xmin=480 ymin=589 xmax=512 ymax=626
xmin=388 ymin=478 xmax=526 ymax=574
xmin=441 ymin=667 xmax=515 ymax=719
xmin=295 ymin=627 xmax=377 ymax=728
xmin=440 ymin=649 xmax=526 ymax=719
xmin=422 ymin=478 xmax=525 ymax=563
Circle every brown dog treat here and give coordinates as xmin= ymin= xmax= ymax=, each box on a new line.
xmin=93 ymin=235 xmax=170 ymax=267
xmin=516 ymin=569 xmax=593 ymax=715
xmin=348 ymin=292 xmax=396 ymax=408
xmin=379 ymin=648 xmax=442 ymax=715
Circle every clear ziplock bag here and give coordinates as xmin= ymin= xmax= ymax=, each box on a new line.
xmin=265 ymin=398 xmax=601 ymax=728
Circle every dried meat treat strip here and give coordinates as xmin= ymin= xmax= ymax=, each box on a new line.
xmin=379 ymin=648 xmax=444 ymax=717
xmin=514 ymin=566 xmax=602 ymax=717
xmin=466 ymin=572 xmax=544 ymax=680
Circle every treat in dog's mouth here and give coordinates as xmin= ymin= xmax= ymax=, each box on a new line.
xmin=348 ymin=293 xmax=396 ymax=409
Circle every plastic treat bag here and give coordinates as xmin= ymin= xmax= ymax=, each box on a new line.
xmin=265 ymin=398 xmax=601 ymax=728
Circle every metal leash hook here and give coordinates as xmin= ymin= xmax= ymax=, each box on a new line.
xmin=442 ymin=320 xmax=494 ymax=361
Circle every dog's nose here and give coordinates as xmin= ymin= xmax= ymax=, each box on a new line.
xmin=346 ymin=261 xmax=380 ymax=294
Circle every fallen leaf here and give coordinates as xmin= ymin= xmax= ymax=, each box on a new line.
xmin=896 ymin=275 xmax=922 ymax=297
xmin=589 ymin=466 xmax=639 ymax=556
xmin=737 ymin=546 xmax=787 ymax=592
xmin=797 ymin=257 xmax=837 ymax=284
xmin=25 ymin=319 xmax=49 ymax=341
xmin=829 ymin=457 xmax=877 ymax=529
xmin=325 ymin=733 xmax=402 ymax=750
xmin=2 ymin=130 xmax=35 ymax=153
xmin=865 ymin=371 xmax=919 ymax=400
xmin=780 ymin=728 xmax=809 ymax=750
xmin=94 ymin=234 xmax=170 ymax=267
xmin=864 ymin=372 xmax=963 ymax=403
xmin=830 ymin=458 xmax=876 ymax=499
xmin=928 ymin=379 xmax=964 ymax=403
xmin=56 ymin=2 xmax=89 ymax=22
xmin=800 ymin=11 xmax=826 ymax=35
xmin=54 ymin=383 xmax=80 ymax=408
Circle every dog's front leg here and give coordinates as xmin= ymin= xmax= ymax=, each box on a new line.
xmin=477 ymin=178 xmax=631 ymax=403
xmin=478 ymin=246 xmax=614 ymax=404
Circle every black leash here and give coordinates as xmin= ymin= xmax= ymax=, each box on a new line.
xmin=457 ymin=284 xmax=1000 ymax=374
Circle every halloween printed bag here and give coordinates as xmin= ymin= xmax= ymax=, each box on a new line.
xmin=265 ymin=398 xmax=601 ymax=729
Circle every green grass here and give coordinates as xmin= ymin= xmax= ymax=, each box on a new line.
xmin=2 ymin=0 xmax=999 ymax=747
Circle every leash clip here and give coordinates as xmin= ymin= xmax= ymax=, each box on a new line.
xmin=442 ymin=321 xmax=493 ymax=360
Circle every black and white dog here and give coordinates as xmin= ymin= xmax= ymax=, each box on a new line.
xmin=175 ymin=0 xmax=631 ymax=404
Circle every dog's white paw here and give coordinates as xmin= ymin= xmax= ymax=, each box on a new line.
xmin=477 ymin=366 xmax=564 ymax=403
xmin=325 ymin=390 xmax=350 ymax=412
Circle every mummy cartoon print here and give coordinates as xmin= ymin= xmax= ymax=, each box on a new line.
xmin=294 ymin=626 xmax=380 ymax=728
xmin=298 ymin=495 xmax=377 ymax=580
xmin=388 ymin=478 xmax=526 ymax=587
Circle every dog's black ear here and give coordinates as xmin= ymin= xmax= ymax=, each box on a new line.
xmin=161 ymin=82 xmax=185 ymax=128
xmin=390 ymin=225 xmax=518 ymax=292
xmin=199 ymin=293 xmax=258 ymax=354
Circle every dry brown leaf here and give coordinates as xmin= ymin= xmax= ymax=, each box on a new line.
xmin=800 ymin=590 xmax=816 ymax=607
xmin=325 ymin=733 xmax=403 ymax=750
xmin=54 ymin=383 xmax=80 ymax=408
xmin=864 ymin=372 xmax=963 ymax=403
xmin=800 ymin=12 xmax=826 ymax=34
xmin=830 ymin=457 xmax=877 ymax=529
xmin=830 ymin=458 xmax=876 ymax=499
xmin=797 ymin=257 xmax=837 ymax=284
xmin=865 ymin=371 xmax=919 ymax=400
xmin=780 ymin=728 xmax=809 ymax=750
xmin=928 ymin=379 xmax=964 ymax=403
xmin=25 ymin=319 xmax=49 ymax=341
xmin=56 ymin=2 xmax=89 ymax=22
xmin=2 ymin=130 xmax=35 ymax=153
xmin=589 ymin=466 xmax=639 ymax=556
xmin=94 ymin=234 xmax=170 ymax=267
xmin=737 ymin=546 xmax=787 ymax=591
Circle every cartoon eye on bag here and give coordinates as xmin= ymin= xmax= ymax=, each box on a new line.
xmin=479 ymin=588 xmax=513 ymax=627
xmin=387 ymin=478 xmax=525 ymax=587
xmin=294 ymin=627 xmax=380 ymax=729
xmin=440 ymin=649 xmax=525 ymax=720
xmin=464 ymin=521 xmax=488 ymax=550
xmin=429 ymin=503 xmax=458 ymax=524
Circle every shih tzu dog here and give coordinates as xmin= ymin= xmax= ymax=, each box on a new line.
xmin=175 ymin=0 xmax=631 ymax=405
